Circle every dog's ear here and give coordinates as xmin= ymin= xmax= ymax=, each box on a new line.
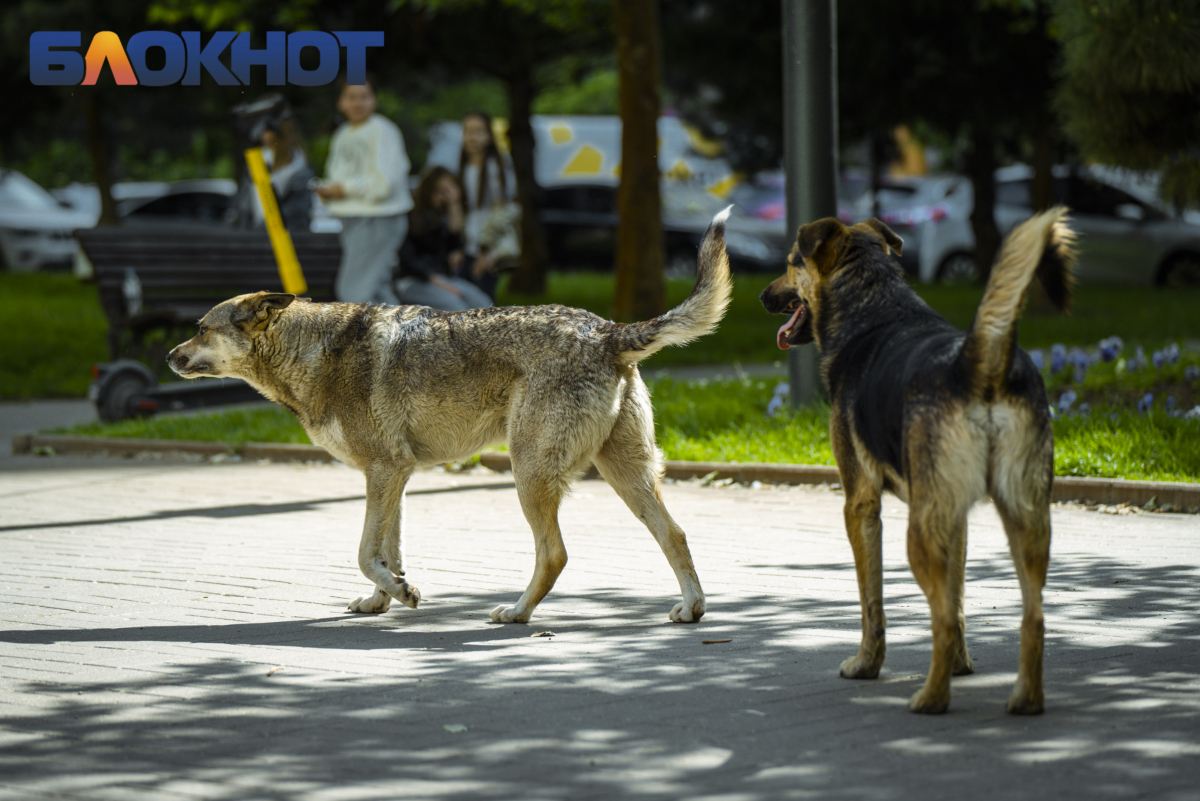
xmin=792 ymin=217 xmax=846 ymax=275
xmin=858 ymin=218 xmax=904 ymax=257
xmin=232 ymin=292 xmax=296 ymax=331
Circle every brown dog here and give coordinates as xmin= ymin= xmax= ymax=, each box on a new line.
xmin=167 ymin=210 xmax=733 ymax=625
xmin=761 ymin=209 xmax=1075 ymax=714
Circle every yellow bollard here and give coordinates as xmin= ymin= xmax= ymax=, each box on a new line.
xmin=244 ymin=147 xmax=307 ymax=295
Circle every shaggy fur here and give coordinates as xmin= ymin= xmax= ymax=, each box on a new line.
xmin=168 ymin=209 xmax=734 ymax=624
xmin=760 ymin=209 xmax=1075 ymax=714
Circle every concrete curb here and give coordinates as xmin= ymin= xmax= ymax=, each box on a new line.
xmin=12 ymin=435 xmax=1199 ymax=510
xmin=478 ymin=451 xmax=1200 ymax=510
xmin=11 ymin=434 xmax=336 ymax=463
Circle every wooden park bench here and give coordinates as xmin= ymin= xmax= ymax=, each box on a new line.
xmin=77 ymin=226 xmax=342 ymax=366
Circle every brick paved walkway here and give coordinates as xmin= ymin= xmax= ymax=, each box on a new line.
xmin=0 ymin=455 xmax=1197 ymax=800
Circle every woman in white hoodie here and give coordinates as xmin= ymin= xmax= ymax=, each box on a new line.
xmin=317 ymin=79 xmax=413 ymax=305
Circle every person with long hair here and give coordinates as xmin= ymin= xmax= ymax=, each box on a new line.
xmin=255 ymin=110 xmax=315 ymax=231
xmin=317 ymin=77 xmax=413 ymax=305
xmin=396 ymin=166 xmax=492 ymax=311
xmin=458 ymin=111 xmax=516 ymax=299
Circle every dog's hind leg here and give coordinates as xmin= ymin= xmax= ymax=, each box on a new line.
xmin=490 ymin=460 xmax=570 ymax=624
xmin=993 ymin=492 xmax=1049 ymax=715
xmin=906 ymin=496 xmax=969 ymax=714
xmin=593 ymin=402 xmax=706 ymax=623
xmin=348 ymin=462 xmax=421 ymax=614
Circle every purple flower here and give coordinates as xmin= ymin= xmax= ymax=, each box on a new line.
xmin=1050 ymin=343 xmax=1067 ymax=374
xmin=1057 ymin=390 xmax=1077 ymax=414
xmin=1029 ymin=349 xmax=1045 ymax=372
xmin=1137 ymin=392 xmax=1154 ymax=414
xmin=1186 ymin=365 xmax=1200 ymax=382
xmin=1098 ymin=336 xmax=1123 ymax=362
xmin=1152 ymin=350 xmax=1166 ymax=369
xmin=1077 ymin=403 xmax=1091 ymax=416
xmin=1164 ymin=343 xmax=1181 ymax=366
xmin=1127 ymin=346 xmax=1146 ymax=372
xmin=1166 ymin=396 xmax=1177 ymax=412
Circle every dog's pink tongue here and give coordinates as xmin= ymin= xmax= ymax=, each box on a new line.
xmin=776 ymin=306 xmax=803 ymax=350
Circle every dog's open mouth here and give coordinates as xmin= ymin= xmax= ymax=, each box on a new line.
xmin=776 ymin=300 xmax=807 ymax=350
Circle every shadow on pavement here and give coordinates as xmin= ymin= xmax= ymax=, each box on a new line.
xmin=0 ymin=482 xmax=516 ymax=533
xmin=1 ymin=554 xmax=1198 ymax=800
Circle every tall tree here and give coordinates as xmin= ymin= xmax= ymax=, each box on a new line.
xmin=1054 ymin=0 xmax=1200 ymax=209
xmin=612 ymin=0 xmax=664 ymax=321
xmin=664 ymin=0 xmax=1060 ymax=282
xmin=388 ymin=0 xmax=610 ymax=295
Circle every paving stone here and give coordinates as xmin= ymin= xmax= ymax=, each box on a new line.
xmin=0 ymin=455 xmax=1197 ymax=800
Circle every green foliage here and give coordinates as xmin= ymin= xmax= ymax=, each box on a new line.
xmin=1055 ymin=0 xmax=1200 ymax=207
xmin=534 ymin=66 xmax=618 ymax=115
xmin=0 ymin=274 xmax=108 ymax=400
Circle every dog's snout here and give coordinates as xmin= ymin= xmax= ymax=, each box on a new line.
xmin=167 ymin=348 xmax=187 ymax=371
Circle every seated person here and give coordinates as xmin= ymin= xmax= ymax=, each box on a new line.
xmin=397 ymin=167 xmax=492 ymax=311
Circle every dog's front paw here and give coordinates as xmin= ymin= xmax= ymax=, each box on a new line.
xmin=838 ymin=651 xmax=883 ymax=679
xmin=908 ymin=686 xmax=950 ymax=714
xmin=347 ymin=589 xmax=392 ymax=614
xmin=387 ymin=578 xmax=421 ymax=609
xmin=489 ymin=605 xmax=530 ymax=624
xmin=669 ymin=596 xmax=706 ymax=623
xmin=1005 ymin=681 xmax=1044 ymax=715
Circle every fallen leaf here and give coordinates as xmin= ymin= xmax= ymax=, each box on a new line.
xmin=266 ymin=666 xmax=284 ymax=676
xmin=702 ymin=639 xmax=732 ymax=644
xmin=443 ymin=723 xmax=468 ymax=733
xmin=530 ymin=631 xmax=555 ymax=638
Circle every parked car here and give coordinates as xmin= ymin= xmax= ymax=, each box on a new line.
xmin=115 ymin=179 xmax=237 ymax=228
xmin=918 ymin=165 xmax=1200 ymax=286
xmin=0 ymin=170 xmax=97 ymax=271
xmin=540 ymin=182 xmax=788 ymax=274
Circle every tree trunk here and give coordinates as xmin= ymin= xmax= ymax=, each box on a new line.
xmin=965 ymin=124 xmax=999 ymax=283
xmin=612 ymin=0 xmax=665 ymax=322
xmin=86 ymin=94 xmax=119 ymax=227
xmin=503 ymin=68 xmax=549 ymax=296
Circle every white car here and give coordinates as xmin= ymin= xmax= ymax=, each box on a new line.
xmin=0 ymin=170 xmax=98 ymax=271
xmin=915 ymin=165 xmax=1200 ymax=285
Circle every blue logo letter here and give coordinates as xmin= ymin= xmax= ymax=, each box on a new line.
xmin=30 ymin=32 xmax=84 ymax=85
xmin=230 ymin=31 xmax=286 ymax=86
xmin=126 ymin=31 xmax=185 ymax=87
xmin=287 ymin=31 xmax=340 ymax=87
xmin=333 ymin=32 xmax=383 ymax=85
xmin=182 ymin=32 xmax=240 ymax=86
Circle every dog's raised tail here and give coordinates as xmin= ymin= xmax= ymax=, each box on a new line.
xmin=611 ymin=207 xmax=734 ymax=363
xmin=962 ymin=206 xmax=1076 ymax=392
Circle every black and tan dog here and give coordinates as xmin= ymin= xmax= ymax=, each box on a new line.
xmin=168 ymin=210 xmax=734 ymax=625
xmin=761 ymin=209 xmax=1075 ymax=714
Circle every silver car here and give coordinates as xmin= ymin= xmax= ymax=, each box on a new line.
xmin=0 ymin=170 xmax=97 ymax=271
xmin=919 ymin=165 xmax=1200 ymax=285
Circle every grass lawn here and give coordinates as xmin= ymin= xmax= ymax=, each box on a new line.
xmin=57 ymin=377 xmax=1200 ymax=484
xmin=0 ymin=273 xmax=108 ymax=399
xmin=5 ymin=270 xmax=1198 ymax=399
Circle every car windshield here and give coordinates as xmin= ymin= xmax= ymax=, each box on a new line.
xmin=663 ymin=185 xmax=727 ymax=218
xmin=0 ymin=171 xmax=59 ymax=211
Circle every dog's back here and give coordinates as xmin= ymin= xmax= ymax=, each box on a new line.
xmin=824 ymin=208 xmax=1075 ymax=505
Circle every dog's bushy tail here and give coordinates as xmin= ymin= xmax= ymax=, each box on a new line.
xmin=611 ymin=207 xmax=734 ymax=363
xmin=962 ymin=207 xmax=1076 ymax=393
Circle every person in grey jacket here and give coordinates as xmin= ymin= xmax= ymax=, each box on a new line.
xmin=317 ymin=78 xmax=413 ymax=305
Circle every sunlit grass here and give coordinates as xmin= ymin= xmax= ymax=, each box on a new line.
xmin=54 ymin=378 xmax=1200 ymax=484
